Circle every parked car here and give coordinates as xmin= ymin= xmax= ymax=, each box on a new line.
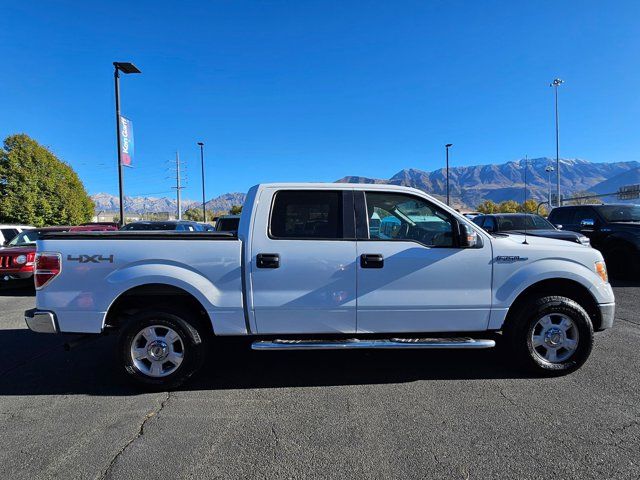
xmin=0 ymin=225 xmax=34 ymax=245
xmin=81 ymin=222 xmax=120 ymax=229
xmin=548 ymin=204 xmax=640 ymax=278
xmin=25 ymin=183 xmax=614 ymax=389
xmin=1 ymin=224 xmax=116 ymax=282
xmin=120 ymin=220 xmax=204 ymax=231
xmin=473 ymin=213 xmax=590 ymax=245
xmin=214 ymin=215 xmax=240 ymax=232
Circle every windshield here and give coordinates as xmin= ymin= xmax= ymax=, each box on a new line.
xmin=216 ymin=218 xmax=240 ymax=231
xmin=497 ymin=215 xmax=554 ymax=231
xmin=7 ymin=230 xmax=39 ymax=246
xmin=597 ymin=205 xmax=640 ymax=222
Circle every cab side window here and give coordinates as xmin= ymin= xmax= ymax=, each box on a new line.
xmin=364 ymin=192 xmax=454 ymax=247
xmin=270 ymin=190 xmax=343 ymax=239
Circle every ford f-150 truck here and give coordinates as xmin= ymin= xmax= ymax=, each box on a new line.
xmin=25 ymin=183 xmax=615 ymax=389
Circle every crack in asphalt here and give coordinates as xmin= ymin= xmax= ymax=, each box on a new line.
xmin=270 ymin=424 xmax=280 ymax=461
xmin=616 ymin=316 xmax=640 ymax=326
xmin=98 ymin=391 xmax=171 ymax=480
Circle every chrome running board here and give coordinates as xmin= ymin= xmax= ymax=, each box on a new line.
xmin=251 ymin=337 xmax=495 ymax=351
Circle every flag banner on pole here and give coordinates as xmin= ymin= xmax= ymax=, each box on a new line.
xmin=119 ymin=116 xmax=134 ymax=167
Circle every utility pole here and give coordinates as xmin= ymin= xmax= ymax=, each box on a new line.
xmin=445 ymin=144 xmax=453 ymax=206
xmin=172 ymin=151 xmax=185 ymax=220
xmin=198 ymin=142 xmax=206 ymax=222
xmin=550 ymin=78 xmax=564 ymax=206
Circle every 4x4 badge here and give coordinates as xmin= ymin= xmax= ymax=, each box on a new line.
xmin=67 ymin=254 xmax=114 ymax=264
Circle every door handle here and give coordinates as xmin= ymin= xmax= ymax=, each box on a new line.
xmin=257 ymin=253 xmax=280 ymax=269
xmin=360 ymin=253 xmax=384 ymax=268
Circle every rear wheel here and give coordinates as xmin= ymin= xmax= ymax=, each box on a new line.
xmin=117 ymin=309 xmax=208 ymax=390
xmin=504 ymin=296 xmax=594 ymax=375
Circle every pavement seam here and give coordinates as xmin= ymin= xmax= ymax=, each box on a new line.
xmin=98 ymin=391 xmax=171 ymax=480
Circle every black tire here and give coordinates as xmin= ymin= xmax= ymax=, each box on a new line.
xmin=605 ymin=244 xmax=640 ymax=280
xmin=503 ymin=296 xmax=594 ymax=376
xmin=117 ymin=309 xmax=208 ymax=390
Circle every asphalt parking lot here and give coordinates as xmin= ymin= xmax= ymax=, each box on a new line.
xmin=0 ymin=282 xmax=638 ymax=480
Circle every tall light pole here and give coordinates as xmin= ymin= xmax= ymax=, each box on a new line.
xmin=545 ymin=165 xmax=555 ymax=208
xmin=113 ymin=61 xmax=141 ymax=226
xmin=550 ymin=78 xmax=564 ymax=207
xmin=198 ymin=142 xmax=206 ymax=222
xmin=445 ymin=144 xmax=453 ymax=206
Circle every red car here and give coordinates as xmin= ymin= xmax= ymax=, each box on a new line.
xmin=0 ymin=225 xmax=117 ymax=282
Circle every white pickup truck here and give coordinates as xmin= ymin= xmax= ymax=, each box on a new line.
xmin=25 ymin=183 xmax=615 ymax=389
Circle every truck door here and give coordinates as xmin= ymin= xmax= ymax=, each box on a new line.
xmin=355 ymin=190 xmax=492 ymax=333
xmin=250 ymin=188 xmax=357 ymax=334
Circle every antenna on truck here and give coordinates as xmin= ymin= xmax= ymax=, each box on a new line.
xmin=523 ymin=155 xmax=529 ymax=245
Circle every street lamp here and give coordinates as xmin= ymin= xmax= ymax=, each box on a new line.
xmin=550 ymin=78 xmax=564 ymax=207
xmin=113 ymin=62 xmax=141 ymax=226
xmin=545 ymin=165 xmax=555 ymax=208
xmin=445 ymin=144 xmax=453 ymax=206
xmin=197 ymin=142 xmax=206 ymax=222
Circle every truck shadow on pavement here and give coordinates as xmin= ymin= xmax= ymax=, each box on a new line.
xmin=0 ymin=330 xmax=533 ymax=396
xmin=0 ymin=283 xmax=35 ymax=297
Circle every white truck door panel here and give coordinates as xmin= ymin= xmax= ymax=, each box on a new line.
xmin=356 ymin=242 xmax=492 ymax=332
xmin=250 ymin=188 xmax=357 ymax=334
xmin=355 ymin=190 xmax=492 ymax=333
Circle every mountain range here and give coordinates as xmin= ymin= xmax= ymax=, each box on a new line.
xmin=91 ymin=157 xmax=640 ymax=213
xmin=337 ymin=157 xmax=640 ymax=207
xmin=92 ymin=192 xmax=247 ymax=214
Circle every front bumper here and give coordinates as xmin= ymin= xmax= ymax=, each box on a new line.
xmin=24 ymin=308 xmax=58 ymax=333
xmin=598 ymin=303 xmax=615 ymax=330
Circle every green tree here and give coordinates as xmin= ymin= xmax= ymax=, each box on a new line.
xmin=519 ymin=199 xmax=547 ymax=215
xmin=0 ymin=134 xmax=94 ymax=226
xmin=567 ymin=190 xmax=602 ymax=205
xmin=498 ymin=200 xmax=520 ymax=213
xmin=184 ymin=208 xmax=204 ymax=221
xmin=230 ymin=205 xmax=243 ymax=215
xmin=476 ymin=200 xmax=499 ymax=214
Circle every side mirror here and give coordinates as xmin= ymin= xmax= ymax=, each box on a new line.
xmin=555 ymin=224 xmax=563 ymax=230
xmin=459 ymin=223 xmax=481 ymax=248
xmin=580 ymin=219 xmax=595 ymax=228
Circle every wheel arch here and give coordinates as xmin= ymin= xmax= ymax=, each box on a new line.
xmin=504 ymin=278 xmax=602 ymax=331
xmin=104 ymin=283 xmax=214 ymax=335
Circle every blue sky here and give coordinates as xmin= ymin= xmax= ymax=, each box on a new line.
xmin=1 ymin=1 xmax=639 ymax=200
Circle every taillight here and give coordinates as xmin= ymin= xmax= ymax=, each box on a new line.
xmin=34 ymin=252 xmax=62 ymax=289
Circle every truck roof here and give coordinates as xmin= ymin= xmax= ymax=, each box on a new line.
xmin=254 ymin=182 xmax=433 ymax=197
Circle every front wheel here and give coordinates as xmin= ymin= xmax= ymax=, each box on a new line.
xmin=504 ymin=296 xmax=594 ymax=375
xmin=117 ymin=309 xmax=208 ymax=390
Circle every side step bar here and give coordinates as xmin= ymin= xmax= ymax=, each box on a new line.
xmin=251 ymin=337 xmax=495 ymax=351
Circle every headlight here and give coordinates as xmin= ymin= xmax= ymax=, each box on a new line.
xmin=595 ymin=261 xmax=608 ymax=283
xmin=580 ymin=236 xmax=591 ymax=246
xmin=14 ymin=254 xmax=27 ymax=265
